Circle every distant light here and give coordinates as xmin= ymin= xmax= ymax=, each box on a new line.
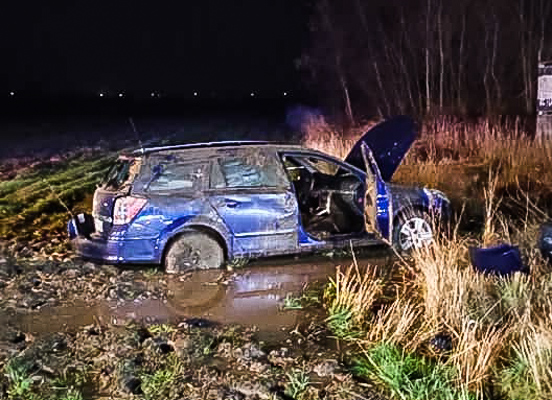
xmin=99 ymin=93 xmax=104 ymax=97
xmin=151 ymin=92 xmax=156 ymax=97
xmin=283 ymin=92 xmax=288 ymax=96
xmin=9 ymin=91 xmax=14 ymax=96
xmin=193 ymin=92 xmax=198 ymax=97
xmin=250 ymin=92 xmax=255 ymax=97
xmin=118 ymin=93 xmax=124 ymax=97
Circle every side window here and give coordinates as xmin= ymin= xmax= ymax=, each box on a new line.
xmin=305 ymin=157 xmax=341 ymax=176
xmin=148 ymin=162 xmax=207 ymax=192
xmin=283 ymin=154 xmax=350 ymax=177
xmin=213 ymin=152 xmax=287 ymax=188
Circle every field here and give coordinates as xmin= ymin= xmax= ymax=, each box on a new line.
xmin=1 ymin=115 xmax=552 ymax=399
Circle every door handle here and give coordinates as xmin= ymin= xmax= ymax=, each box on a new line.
xmin=225 ymin=199 xmax=239 ymax=208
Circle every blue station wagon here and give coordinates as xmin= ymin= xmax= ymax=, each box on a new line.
xmin=68 ymin=116 xmax=451 ymax=273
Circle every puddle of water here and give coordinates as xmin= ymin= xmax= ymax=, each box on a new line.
xmin=4 ymin=253 xmax=393 ymax=336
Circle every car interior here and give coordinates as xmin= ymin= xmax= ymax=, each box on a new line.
xmin=281 ymin=154 xmax=366 ymax=239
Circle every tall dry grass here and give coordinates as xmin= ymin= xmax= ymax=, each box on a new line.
xmin=311 ymin=115 xmax=552 ymax=399
xmin=303 ymin=115 xmax=552 ymax=206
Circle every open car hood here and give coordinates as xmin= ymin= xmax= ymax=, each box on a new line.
xmin=344 ymin=116 xmax=417 ymax=181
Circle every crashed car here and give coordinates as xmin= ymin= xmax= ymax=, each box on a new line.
xmin=68 ymin=116 xmax=451 ymax=272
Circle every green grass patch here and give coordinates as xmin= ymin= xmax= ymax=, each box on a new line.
xmin=4 ymin=361 xmax=36 ymax=399
xmin=140 ymin=356 xmax=183 ymax=400
xmin=325 ymin=307 xmax=361 ymax=340
xmin=284 ymin=368 xmax=311 ymax=400
xmin=352 ymin=343 xmax=474 ymax=400
xmin=282 ymin=293 xmax=303 ymax=310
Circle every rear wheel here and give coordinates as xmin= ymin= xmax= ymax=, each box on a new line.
xmin=164 ymin=231 xmax=224 ymax=273
xmin=393 ymin=210 xmax=434 ymax=253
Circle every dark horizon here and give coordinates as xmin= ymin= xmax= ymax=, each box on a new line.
xmin=1 ymin=0 xmax=310 ymax=99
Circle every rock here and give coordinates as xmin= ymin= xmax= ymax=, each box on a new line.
xmin=6 ymin=331 xmax=26 ymax=344
xmin=30 ymin=275 xmax=41 ymax=287
xmin=82 ymin=262 xmax=97 ymax=274
xmin=0 ymin=263 xmax=22 ymax=277
xmin=121 ymin=375 xmax=142 ymax=394
xmin=36 ymin=262 xmax=56 ymax=275
xmin=21 ymin=295 xmax=49 ymax=310
xmin=143 ymin=337 xmax=174 ymax=354
xmin=218 ymin=388 xmax=246 ymax=400
xmin=63 ymin=269 xmax=80 ymax=279
xmin=241 ymin=343 xmax=265 ymax=361
xmin=120 ymin=270 xmax=135 ymax=280
xmin=249 ymin=361 xmax=268 ymax=374
xmin=174 ymin=337 xmax=194 ymax=353
xmin=18 ymin=247 xmax=32 ymax=258
xmin=179 ymin=318 xmax=217 ymax=329
xmin=313 ymin=359 xmax=339 ymax=377
xmin=134 ymin=327 xmax=152 ymax=344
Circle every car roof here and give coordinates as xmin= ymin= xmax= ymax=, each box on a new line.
xmin=126 ymin=140 xmax=309 ymax=156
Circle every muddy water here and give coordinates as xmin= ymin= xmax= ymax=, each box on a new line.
xmin=5 ymin=253 xmax=393 ymax=336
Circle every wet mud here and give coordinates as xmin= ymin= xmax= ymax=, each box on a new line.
xmin=2 ymin=253 xmax=393 ymax=337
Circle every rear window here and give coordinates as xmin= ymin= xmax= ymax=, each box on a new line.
xmin=148 ymin=162 xmax=207 ymax=192
xmin=101 ymin=157 xmax=141 ymax=191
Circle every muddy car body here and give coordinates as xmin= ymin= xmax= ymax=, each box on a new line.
xmin=68 ymin=116 xmax=451 ymax=272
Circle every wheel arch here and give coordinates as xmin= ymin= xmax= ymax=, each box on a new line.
xmin=160 ymin=225 xmax=229 ymax=267
xmin=392 ymin=204 xmax=431 ymax=232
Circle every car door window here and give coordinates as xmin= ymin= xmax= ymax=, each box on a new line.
xmin=284 ymin=154 xmax=351 ymax=177
xmin=304 ymin=157 xmax=341 ymax=176
xmin=148 ymin=162 xmax=207 ymax=191
xmin=213 ymin=152 xmax=288 ymax=188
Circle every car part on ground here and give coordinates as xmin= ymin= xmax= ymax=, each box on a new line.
xmin=469 ymin=244 xmax=528 ymax=276
xmin=539 ymin=221 xmax=552 ymax=261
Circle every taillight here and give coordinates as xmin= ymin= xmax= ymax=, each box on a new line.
xmin=113 ymin=196 xmax=147 ymax=225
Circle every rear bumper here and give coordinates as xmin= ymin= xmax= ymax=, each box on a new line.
xmin=70 ymin=235 xmax=160 ymax=264
xmin=68 ymin=216 xmax=160 ymax=264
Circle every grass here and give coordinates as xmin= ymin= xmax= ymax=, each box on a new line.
xmin=147 ymin=324 xmax=176 ymax=335
xmin=353 ymin=343 xmax=473 ymax=400
xmin=139 ymin=355 xmax=183 ymax=400
xmin=284 ymin=368 xmax=311 ymax=400
xmin=282 ymin=293 xmax=304 ymax=310
xmin=5 ymin=362 xmax=36 ymax=399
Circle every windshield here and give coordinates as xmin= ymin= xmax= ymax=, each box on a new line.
xmin=100 ymin=157 xmax=141 ymax=191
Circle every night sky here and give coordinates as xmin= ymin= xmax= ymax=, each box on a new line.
xmin=1 ymin=1 xmax=308 ymax=98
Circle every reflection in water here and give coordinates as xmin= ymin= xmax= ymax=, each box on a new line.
xmin=5 ymin=254 xmax=392 ymax=335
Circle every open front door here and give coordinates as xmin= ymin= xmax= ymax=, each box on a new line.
xmin=361 ymin=143 xmax=393 ymax=241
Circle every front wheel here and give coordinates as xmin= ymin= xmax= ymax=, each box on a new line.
xmin=164 ymin=231 xmax=224 ymax=274
xmin=392 ymin=210 xmax=434 ymax=253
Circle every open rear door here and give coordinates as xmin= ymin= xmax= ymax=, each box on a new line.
xmin=361 ymin=143 xmax=393 ymax=241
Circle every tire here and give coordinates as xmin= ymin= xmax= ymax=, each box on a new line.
xmin=392 ymin=209 xmax=434 ymax=253
xmin=164 ymin=231 xmax=224 ymax=274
